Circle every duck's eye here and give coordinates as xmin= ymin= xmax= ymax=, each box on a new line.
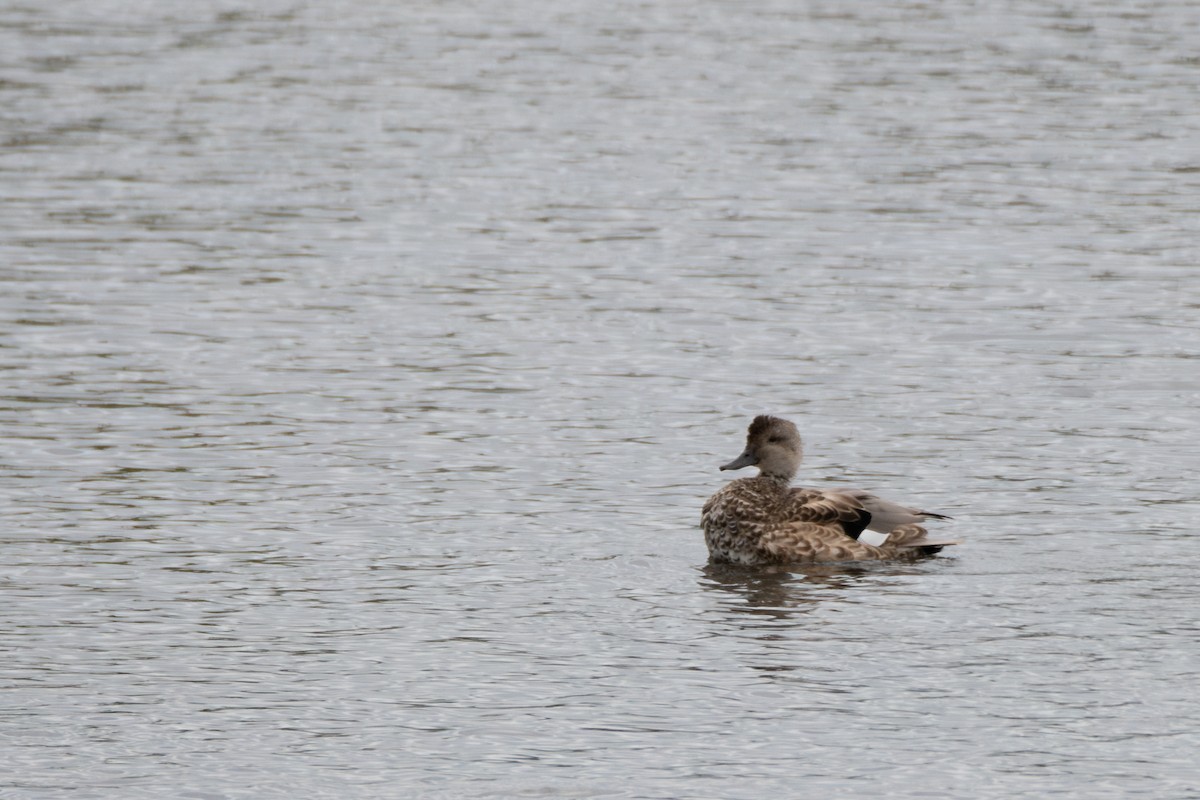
xmin=768 ymin=436 xmax=782 ymax=443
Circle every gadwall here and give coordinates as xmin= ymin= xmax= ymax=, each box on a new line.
xmin=702 ymin=415 xmax=958 ymax=565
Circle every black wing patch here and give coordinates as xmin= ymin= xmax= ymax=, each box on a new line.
xmin=838 ymin=508 xmax=872 ymax=541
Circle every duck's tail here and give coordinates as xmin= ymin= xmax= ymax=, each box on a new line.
xmin=888 ymin=523 xmax=962 ymax=555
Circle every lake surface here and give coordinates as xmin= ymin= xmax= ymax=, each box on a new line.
xmin=2 ymin=1 xmax=1198 ymax=797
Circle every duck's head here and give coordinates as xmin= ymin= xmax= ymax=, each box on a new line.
xmin=719 ymin=415 xmax=802 ymax=481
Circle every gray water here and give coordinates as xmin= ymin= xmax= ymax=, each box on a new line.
xmin=2 ymin=1 xmax=1198 ymax=797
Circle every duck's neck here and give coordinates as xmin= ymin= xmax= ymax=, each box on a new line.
xmin=757 ymin=470 xmax=793 ymax=487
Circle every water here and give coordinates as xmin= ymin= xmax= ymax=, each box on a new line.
xmin=2 ymin=1 xmax=1198 ymax=797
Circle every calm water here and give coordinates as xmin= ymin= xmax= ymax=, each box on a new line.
xmin=3 ymin=1 xmax=1198 ymax=797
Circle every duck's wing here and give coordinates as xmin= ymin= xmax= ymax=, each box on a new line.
xmin=785 ymin=488 xmax=873 ymax=541
xmin=762 ymin=519 xmax=958 ymax=562
xmin=832 ymin=488 xmax=952 ymax=533
xmin=759 ymin=520 xmax=894 ymax=563
xmin=793 ymin=487 xmax=960 ymax=553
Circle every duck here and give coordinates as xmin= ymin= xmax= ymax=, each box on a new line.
xmin=701 ymin=415 xmax=958 ymax=565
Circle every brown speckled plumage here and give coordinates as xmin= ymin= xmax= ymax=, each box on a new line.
xmin=701 ymin=416 xmax=957 ymax=565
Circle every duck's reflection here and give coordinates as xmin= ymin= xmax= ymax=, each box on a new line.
xmin=698 ymin=559 xmax=931 ymax=621
xmin=697 ymin=560 xmax=940 ymax=679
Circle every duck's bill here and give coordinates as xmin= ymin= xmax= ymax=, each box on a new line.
xmin=719 ymin=452 xmax=757 ymax=471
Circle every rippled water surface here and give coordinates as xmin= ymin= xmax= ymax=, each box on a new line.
xmin=3 ymin=1 xmax=1199 ymax=797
